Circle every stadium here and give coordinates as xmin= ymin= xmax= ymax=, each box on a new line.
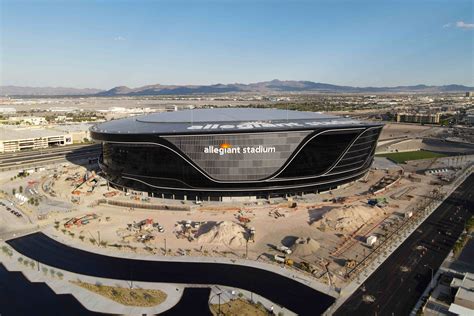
xmin=90 ymin=108 xmax=383 ymax=200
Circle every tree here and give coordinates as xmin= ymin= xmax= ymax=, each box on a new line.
xmin=19 ymin=186 xmax=23 ymax=193
xmin=42 ymin=267 xmax=48 ymax=275
xmin=12 ymin=188 xmax=16 ymax=195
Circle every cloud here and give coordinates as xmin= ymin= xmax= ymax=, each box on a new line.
xmin=455 ymin=21 xmax=474 ymax=29
xmin=114 ymin=36 xmax=126 ymax=41
xmin=444 ymin=21 xmax=474 ymax=30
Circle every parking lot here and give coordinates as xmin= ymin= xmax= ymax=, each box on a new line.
xmin=0 ymin=199 xmax=28 ymax=226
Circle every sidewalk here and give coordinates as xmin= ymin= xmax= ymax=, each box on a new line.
xmin=0 ymin=242 xmax=184 ymax=315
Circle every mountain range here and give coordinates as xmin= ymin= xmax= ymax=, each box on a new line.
xmin=1 ymin=80 xmax=472 ymax=96
xmin=0 ymin=85 xmax=103 ymax=96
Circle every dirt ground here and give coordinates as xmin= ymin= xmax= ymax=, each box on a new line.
xmin=3 ymin=154 xmax=471 ymax=290
xmin=210 ymin=298 xmax=270 ymax=316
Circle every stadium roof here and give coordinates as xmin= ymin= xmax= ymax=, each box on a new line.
xmin=137 ymin=108 xmax=338 ymax=123
xmin=91 ymin=107 xmax=377 ymax=135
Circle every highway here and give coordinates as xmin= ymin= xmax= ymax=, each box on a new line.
xmin=334 ymin=174 xmax=474 ymax=316
xmin=0 ymin=144 xmax=101 ymax=169
xmin=6 ymin=233 xmax=335 ymax=315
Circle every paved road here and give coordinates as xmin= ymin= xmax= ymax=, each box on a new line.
xmin=335 ymin=174 xmax=474 ymax=316
xmin=0 ymin=144 xmax=100 ymax=170
xmin=7 ymin=233 xmax=334 ymax=315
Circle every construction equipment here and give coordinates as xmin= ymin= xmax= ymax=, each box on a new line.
xmin=345 ymin=259 xmax=357 ymax=269
xmin=248 ymin=227 xmax=256 ymax=242
xmin=238 ymin=215 xmax=251 ymax=223
xmin=274 ymin=254 xmax=286 ymax=264
xmin=278 ymin=245 xmax=293 ymax=255
xmin=64 ymin=213 xmax=99 ymax=228
xmin=299 ymin=261 xmax=317 ymax=274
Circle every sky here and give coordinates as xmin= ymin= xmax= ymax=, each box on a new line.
xmin=0 ymin=0 xmax=473 ymax=89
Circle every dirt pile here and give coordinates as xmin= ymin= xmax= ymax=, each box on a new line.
xmin=313 ymin=204 xmax=378 ymax=233
xmin=291 ymin=237 xmax=320 ymax=256
xmin=197 ymin=221 xmax=247 ymax=248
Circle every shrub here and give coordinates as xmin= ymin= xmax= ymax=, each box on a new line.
xmin=42 ymin=267 xmax=48 ymax=275
xmin=56 ymin=272 xmax=64 ymax=279
xmin=17 ymin=257 xmax=23 ymax=264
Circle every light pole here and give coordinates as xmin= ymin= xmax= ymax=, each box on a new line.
xmin=425 ymin=264 xmax=434 ymax=288
xmin=218 ymin=292 xmax=222 ymax=315
xmin=209 ymin=291 xmax=223 ymax=315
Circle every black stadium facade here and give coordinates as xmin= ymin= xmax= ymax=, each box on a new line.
xmin=90 ymin=108 xmax=383 ymax=200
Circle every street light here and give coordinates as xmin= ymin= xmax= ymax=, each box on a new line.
xmin=209 ymin=291 xmax=223 ymax=315
xmin=424 ymin=264 xmax=434 ymax=288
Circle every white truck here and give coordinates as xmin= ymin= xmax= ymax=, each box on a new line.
xmin=274 ymin=254 xmax=286 ymax=263
xmin=278 ymin=245 xmax=292 ymax=255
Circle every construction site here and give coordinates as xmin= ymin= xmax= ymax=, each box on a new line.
xmin=1 ymin=146 xmax=472 ymax=292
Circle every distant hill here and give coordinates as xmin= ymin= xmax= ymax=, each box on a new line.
xmin=2 ymin=80 xmax=473 ymax=96
xmin=0 ymin=86 xmax=103 ymax=96
xmin=96 ymin=80 xmax=474 ymax=96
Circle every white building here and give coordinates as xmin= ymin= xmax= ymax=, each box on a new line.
xmin=0 ymin=126 xmax=73 ymax=153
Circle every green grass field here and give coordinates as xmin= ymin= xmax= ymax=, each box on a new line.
xmin=377 ymin=150 xmax=447 ymax=163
